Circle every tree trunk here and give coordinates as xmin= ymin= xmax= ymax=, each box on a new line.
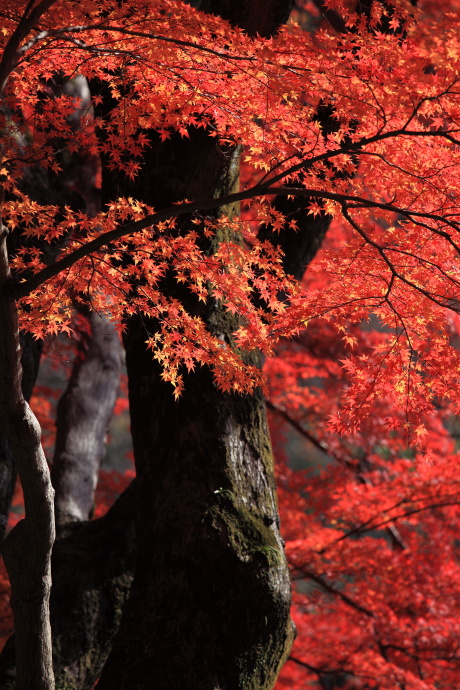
xmin=97 ymin=3 xmax=296 ymax=686
xmin=0 ymin=436 xmax=15 ymax=542
xmin=0 ymin=223 xmax=55 ymax=690
xmin=50 ymin=481 xmax=136 ymax=690
xmin=200 ymin=0 xmax=293 ymax=37
xmin=98 ymin=316 xmax=294 ymax=689
xmin=0 ymin=332 xmax=42 ymax=544
xmin=52 ymin=310 xmax=123 ymax=533
xmin=0 ymin=481 xmax=137 ymax=690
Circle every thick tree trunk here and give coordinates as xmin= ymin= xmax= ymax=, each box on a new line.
xmin=0 ymin=224 xmax=55 ymax=689
xmin=200 ymin=0 xmax=293 ymax=37
xmin=51 ymin=310 xmax=123 ymax=532
xmin=0 ymin=481 xmax=137 ymax=690
xmin=50 ymin=482 xmax=136 ymax=689
xmin=259 ymin=195 xmax=331 ymax=281
xmin=97 ymin=317 xmax=294 ymax=689
xmin=96 ymin=3 xmax=297 ymax=684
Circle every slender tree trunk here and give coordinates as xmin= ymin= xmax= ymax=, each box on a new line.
xmin=0 ymin=437 xmax=15 ymax=542
xmin=52 ymin=310 xmax=123 ymax=533
xmin=0 ymin=332 xmax=42 ymax=542
xmin=0 ymin=222 xmax=55 ymax=689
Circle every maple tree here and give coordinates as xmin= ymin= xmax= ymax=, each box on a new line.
xmin=269 ymin=233 xmax=460 ymax=689
xmin=2 ymin=0 xmax=460 ymax=687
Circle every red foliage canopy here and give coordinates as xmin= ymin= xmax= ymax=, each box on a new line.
xmin=2 ymin=0 xmax=460 ymax=686
xmin=1 ymin=0 xmax=460 ymax=418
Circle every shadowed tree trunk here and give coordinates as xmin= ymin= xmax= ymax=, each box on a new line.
xmin=259 ymin=195 xmax=331 ymax=281
xmin=97 ymin=1 xmax=296 ymax=686
xmin=0 ymin=481 xmax=137 ymax=690
xmin=95 ymin=127 xmax=296 ymax=689
xmin=98 ymin=319 xmax=294 ymax=689
xmin=0 ymin=223 xmax=54 ymax=690
xmin=49 ymin=482 xmax=136 ymax=690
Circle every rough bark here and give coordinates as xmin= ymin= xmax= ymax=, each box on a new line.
xmin=0 ymin=481 xmax=137 ymax=690
xmin=50 ymin=482 xmax=136 ymax=690
xmin=0 ymin=224 xmax=55 ymax=689
xmin=51 ymin=310 xmax=123 ymax=532
xmin=97 ymin=317 xmax=294 ymax=689
xmin=97 ymin=3 xmax=296 ymax=685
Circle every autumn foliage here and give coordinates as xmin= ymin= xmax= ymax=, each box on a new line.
xmin=3 ymin=0 xmax=460 ymax=686
xmin=1 ymin=0 xmax=460 ymax=407
xmin=271 ymin=219 xmax=460 ymax=688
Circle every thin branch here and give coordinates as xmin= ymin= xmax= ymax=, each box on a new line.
xmin=0 ymin=0 xmax=58 ymax=94
xmin=341 ymin=205 xmax=460 ymax=310
xmin=312 ymin=0 xmax=348 ymax=34
xmin=321 ymin=497 xmax=460 ymax=552
xmin=267 ymin=401 xmax=407 ymax=550
xmin=289 ymin=655 xmax=339 ymax=676
xmin=17 ymin=24 xmax=258 ymax=62
xmin=293 ymin=567 xmax=375 ymax=617
xmin=266 ymin=400 xmax=332 ymax=458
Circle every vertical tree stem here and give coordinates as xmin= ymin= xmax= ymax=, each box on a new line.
xmin=0 ymin=220 xmax=55 ymax=690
